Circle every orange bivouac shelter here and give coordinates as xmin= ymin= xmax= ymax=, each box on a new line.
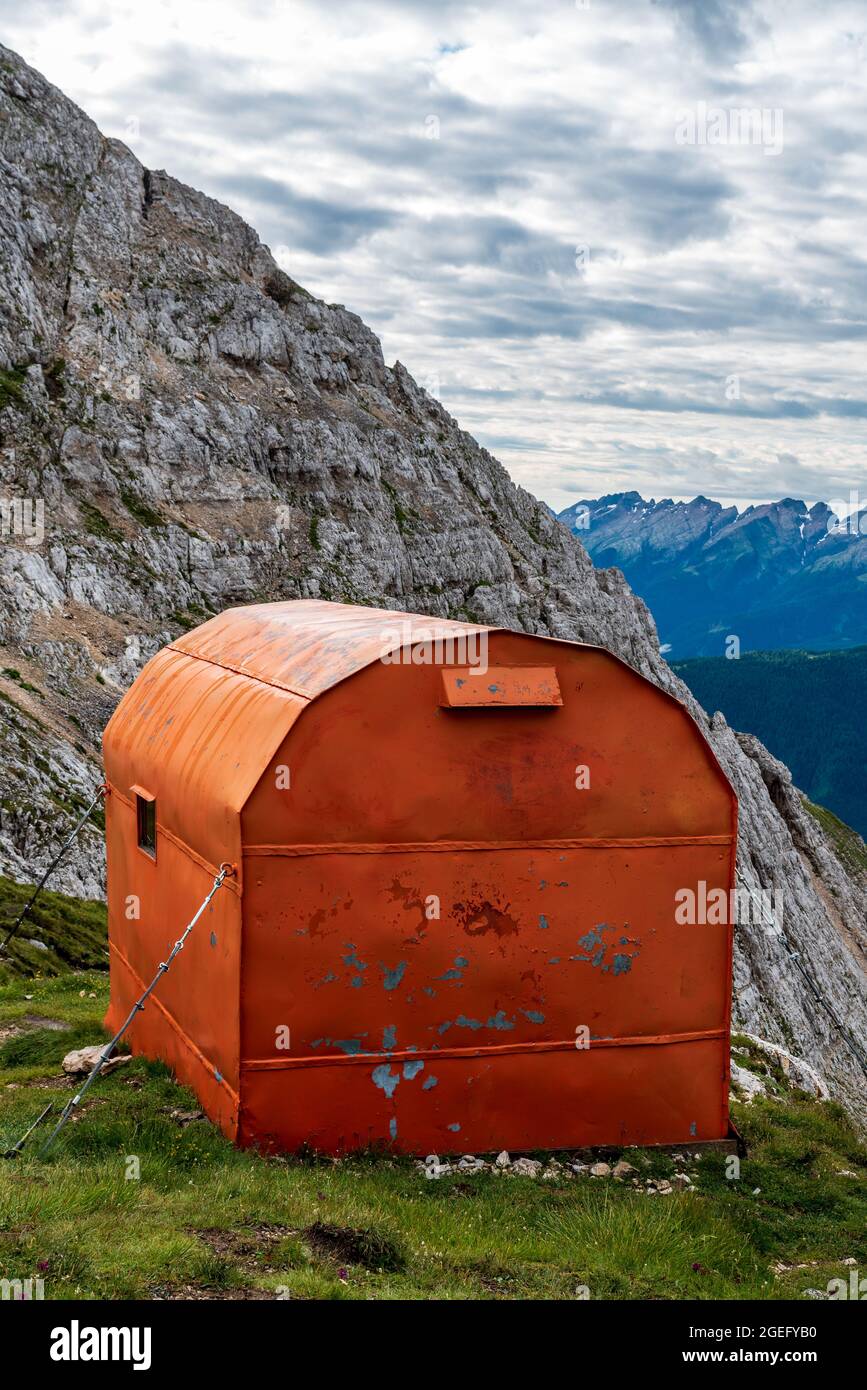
xmin=103 ymin=600 xmax=737 ymax=1155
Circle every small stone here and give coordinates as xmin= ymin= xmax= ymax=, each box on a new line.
xmin=424 ymin=1163 xmax=452 ymax=1180
xmin=670 ymin=1172 xmax=691 ymax=1190
xmin=613 ymin=1160 xmax=636 ymax=1178
xmin=656 ymin=1179 xmax=673 ymax=1193
xmin=494 ymin=1150 xmax=511 ymax=1168
xmin=802 ymin=1288 xmax=829 ymax=1300
xmin=842 ymin=1257 xmax=857 ymax=1267
xmin=27 ymin=938 xmax=48 ymax=951
xmin=424 ymin=1153 xmax=439 ymax=1167
xmin=511 ymin=1157 xmax=543 ymax=1177
xmin=590 ymin=1161 xmax=611 ymax=1178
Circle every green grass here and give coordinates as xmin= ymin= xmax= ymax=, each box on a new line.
xmin=0 ymin=970 xmax=863 ymax=1300
xmin=0 ymin=366 xmax=26 ymax=409
xmin=0 ymin=873 xmax=107 ymax=980
xmin=0 ymin=881 xmax=863 ymax=1300
xmin=802 ymin=798 xmax=867 ymax=878
xmin=119 ymin=487 xmax=164 ymax=529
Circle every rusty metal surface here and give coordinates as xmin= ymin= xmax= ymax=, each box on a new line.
xmin=169 ymin=599 xmax=493 ymax=699
xmin=104 ymin=601 xmax=737 ymax=1156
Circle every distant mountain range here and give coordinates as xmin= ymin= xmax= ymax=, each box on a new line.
xmin=673 ymin=648 xmax=867 ymax=844
xmin=558 ymin=493 xmax=867 ymax=658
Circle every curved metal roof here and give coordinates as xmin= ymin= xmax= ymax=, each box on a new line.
xmin=169 ymin=599 xmax=493 ymax=700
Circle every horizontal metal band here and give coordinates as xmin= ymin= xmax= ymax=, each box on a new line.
xmin=240 ymin=1028 xmax=727 ymax=1072
xmin=243 ymin=835 xmax=734 ymax=858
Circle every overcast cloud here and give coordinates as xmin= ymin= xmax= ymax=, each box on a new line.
xmin=3 ymin=0 xmax=867 ymax=511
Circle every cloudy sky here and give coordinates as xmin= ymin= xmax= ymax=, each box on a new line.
xmin=3 ymin=0 xmax=867 ymax=512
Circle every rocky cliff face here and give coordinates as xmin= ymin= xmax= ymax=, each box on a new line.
xmin=559 ymin=492 xmax=867 ymax=657
xmin=0 ymin=46 xmax=864 ymax=1117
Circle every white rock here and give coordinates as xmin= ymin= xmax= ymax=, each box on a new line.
xmin=730 ymin=1060 xmax=768 ymax=1101
xmin=62 ymin=1045 xmax=130 ymax=1076
xmin=511 ymin=1157 xmax=543 ymax=1177
xmin=424 ymin=1163 xmax=452 ymax=1180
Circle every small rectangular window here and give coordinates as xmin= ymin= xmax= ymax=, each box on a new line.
xmin=134 ymin=789 xmax=156 ymax=857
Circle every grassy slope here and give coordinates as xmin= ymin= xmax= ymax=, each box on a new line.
xmin=0 ymin=873 xmax=107 ymax=980
xmin=0 ymin=878 xmax=864 ymax=1300
xmin=672 ymin=647 xmax=867 ymax=840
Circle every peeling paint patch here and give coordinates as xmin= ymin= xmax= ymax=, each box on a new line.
xmin=372 ymin=1063 xmax=400 ymax=1099
xmin=314 ymin=971 xmax=338 ymax=989
xmin=209 ymin=931 xmax=217 ymax=948
xmin=611 ymin=954 xmax=632 ymax=976
xmin=342 ymin=944 xmax=367 ymax=972
xmin=403 ymin=1059 xmax=424 ymax=1080
xmin=389 ymin=1116 xmax=398 ymax=1139
xmin=214 ymin=1069 xmax=223 ymax=1083
xmin=548 ymin=957 xmax=561 ymax=964
xmin=538 ymin=914 xmax=550 ymax=930
xmin=442 ymin=1011 xmax=516 ymax=1034
xmin=381 ymin=961 xmax=408 ymax=991
xmin=382 ymin=1025 xmax=397 ymax=1051
xmin=690 ymin=1121 xmax=697 ymax=1137
xmin=578 ymin=925 xmax=608 ymax=953
xmin=423 ymin=986 xmax=436 ymax=997
xmin=313 ymin=1035 xmax=368 ymax=1055
xmin=521 ymin=1009 xmax=545 ymax=1024
xmin=422 ymin=1075 xmax=438 ymax=1090
xmin=436 ymin=955 xmax=470 ymax=983
xmin=447 ymin=1122 xmax=461 ymax=1132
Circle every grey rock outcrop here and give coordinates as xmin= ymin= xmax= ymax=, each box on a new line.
xmin=0 ymin=45 xmax=864 ymax=1117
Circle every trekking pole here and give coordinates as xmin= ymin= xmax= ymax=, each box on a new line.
xmin=2 ymin=1103 xmax=53 ymax=1159
xmin=0 ymin=784 xmax=108 ymax=956
xmin=38 ymin=861 xmax=235 ymax=1158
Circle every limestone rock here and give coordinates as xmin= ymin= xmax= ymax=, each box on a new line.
xmin=62 ymin=1044 xmax=129 ymax=1076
